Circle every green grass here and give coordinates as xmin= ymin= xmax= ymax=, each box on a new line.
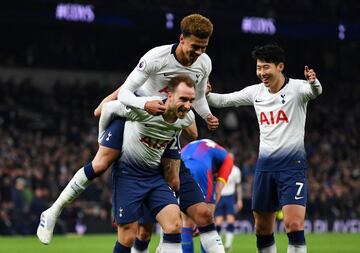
xmin=0 ymin=233 xmax=359 ymax=253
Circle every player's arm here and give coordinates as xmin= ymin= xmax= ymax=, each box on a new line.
xmin=236 ymin=182 xmax=243 ymax=212
xmin=301 ymin=66 xmax=322 ymax=100
xmin=193 ymin=75 xmax=219 ymax=131
xmin=161 ymin=135 xmax=182 ymax=191
xmin=117 ymin=55 xmax=166 ymax=115
xmin=215 ymin=180 xmax=225 ymax=205
xmin=94 ymin=86 xmax=122 ymax=117
xmin=215 ymin=154 xmax=234 ymax=204
xmin=182 ymin=121 xmax=198 ymax=141
xmin=207 ymin=85 xmax=255 ymax=108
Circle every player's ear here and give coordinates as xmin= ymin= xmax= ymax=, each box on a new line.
xmin=179 ymin=34 xmax=185 ymax=44
xmin=277 ymin=62 xmax=284 ymax=72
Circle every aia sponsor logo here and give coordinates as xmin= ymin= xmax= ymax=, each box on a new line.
xmin=260 ymin=110 xmax=288 ymax=125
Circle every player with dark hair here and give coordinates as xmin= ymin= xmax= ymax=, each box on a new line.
xmin=207 ymin=44 xmax=322 ymax=253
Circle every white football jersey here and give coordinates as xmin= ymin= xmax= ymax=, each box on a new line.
xmin=221 ymin=165 xmax=241 ymax=196
xmin=118 ymin=44 xmax=212 ymax=119
xmin=208 ymin=78 xmax=322 ymax=171
xmin=99 ymin=100 xmax=195 ymax=177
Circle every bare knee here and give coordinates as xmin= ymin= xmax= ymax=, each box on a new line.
xmin=163 ymin=217 xmax=182 ymax=234
xmin=118 ymin=224 xmax=137 ymax=247
xmin=190 ymin=205 xmax=213 ymax=227
xmin=284 ymin=219 xmax=304 ymax=232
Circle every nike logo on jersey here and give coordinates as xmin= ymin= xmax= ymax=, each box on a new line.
xmin=295 ymin=196 xmax=304 ymax=200
xmin=163 ymin=73 xmax=173 ymax=76
xmin=255 ymin=99 xmax=263 ymax=103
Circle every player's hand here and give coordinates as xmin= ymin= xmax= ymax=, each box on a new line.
xmin=236 ymin=199 xmax=243 ymax=212
xmin=304 ymin=66 xmax=317 ymax=84
xmin=206 ymin=81 xmax=212 ymax=96
xmin=144 ymin=100 xmax=166 ymax=115
xmin=207 ymin=114 xmax=219 ymax=131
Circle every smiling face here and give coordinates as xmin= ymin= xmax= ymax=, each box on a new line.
xmin=167 ymin=81 xmax=195 ymax=119
xmin=256 ymin=59 xmax=285 ymax=92
xmin=177 ymin=34 xmax=209 ymax=66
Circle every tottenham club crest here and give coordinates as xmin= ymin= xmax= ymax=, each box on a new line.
xmin=137 ymin=59 xmax=146 ymax=71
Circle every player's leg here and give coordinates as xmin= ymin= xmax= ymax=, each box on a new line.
xmin=180 ymin=165 xmax=225 ymax=253
xmin=147 ymin=179 xmax=182 ymax=253
xmin=253 ymin=211 xmax=277 ymax=253
xmin=37 ymin=117 xmax=124 ymax=244
xmin=252 ymin=171 xmax=279 ymax=253
xmin=278 ymin=169 xmax=307 ymax=253
xmin=224 ymin=214 xmax=236 ymax=252
xmin=113 ymin=171 xmax=149 ymax=252
xmin=131 ymin=223 xmax=152 ymax=253
xmin=132 ymin=207 xmax=155 ymax=253
xmin=181 ymin=212 xmax=196 ymax=253
xmin=222 ymin=195 xmax=237 ymax=252
xmin=113 ymin=222 xmax=139 ymax=253
xmin=214 ymin=197 xmax=226 ymax=234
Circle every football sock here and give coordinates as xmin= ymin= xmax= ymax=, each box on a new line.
xmin=131 ymin=238 xmax=150 ymax=253
xmin=162 ymin=233 xmax=182 ymax=253
xmin=181 ymin=227 xmax=194 ymax=253
xmin=113 ymin=241 xmax=131 ymax=253
xmin=198 ymin=224 xmax=225 ymax=253
xmin=225 ymin=223 xmax=235 ymax=249
xmin=287 ymin=230 xmax=306 ymax=253
xmin=50 ymin=166 xmax=91 ymax=216
xmin=256 ymin=233 xmax=277 ymax=253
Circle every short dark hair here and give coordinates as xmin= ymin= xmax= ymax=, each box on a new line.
xmin=168 ymin=74 xmax=195 ymax=92
xmin=251 ymin=44 xmax=285 ymax=65
xmin=180 ymin=13 xmax=213 ymax=39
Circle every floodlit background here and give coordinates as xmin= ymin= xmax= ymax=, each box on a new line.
xmin=0 ymin=0 xmax=359 ymax=239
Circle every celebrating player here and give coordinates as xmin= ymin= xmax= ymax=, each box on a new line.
xmin=37 ymin=13 xmax=217 ymax=245
xmin=207 ymin=44 xmax=322 ymax=253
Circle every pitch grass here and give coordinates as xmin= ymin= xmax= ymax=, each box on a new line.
xmin=1 ymin=233 xmax=359 ymax=253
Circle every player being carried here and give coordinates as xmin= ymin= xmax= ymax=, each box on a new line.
xmin=37 ymin=13 xmax=219 ymax=245
xmin=206 ymin=44 xmax=322 ymax=253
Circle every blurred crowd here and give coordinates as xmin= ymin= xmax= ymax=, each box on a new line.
xmin=0 ymin=76 xmax=359 ymax=235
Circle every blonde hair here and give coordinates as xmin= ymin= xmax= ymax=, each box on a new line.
xmin=180 ymin=13 xmax=213 ymax=39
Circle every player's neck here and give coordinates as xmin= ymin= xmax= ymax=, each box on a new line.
xmin=268 ymin=74 xmax=285 ymax=93
xmin=175 ymin=46 xmax=191 ymax=66
xmin=162 ymin=110 xmax=177 ymax=123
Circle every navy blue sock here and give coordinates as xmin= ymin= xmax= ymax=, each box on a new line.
xmin=134 ymin=238 xmax=150 ymax=251
xmin=84 ymin=163 xmax=97 ymax=180
xmin=198 ymin=223 xmax=216 ymax=233
xmin=226 ymin=223 xmax=235 ymax=233
xmin=287 ymin=230 xmax=306 ymax=245
xmin=256 ymin=233 xmax=275 ymax=249
xmin=113 ymin=241 xmax=131 ymax=253
xmin=181 ymin=227 xmax=194 ymax=253
xmin=163 ymin=233 xmax=182 ymax=243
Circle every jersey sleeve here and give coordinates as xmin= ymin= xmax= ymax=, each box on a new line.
xmin=216 ymin=153 xmax=234 ymax=184
xmin=117 ymin=48 xmax=164 ymax=109
xmin=298 ymin=79 xmax=323 ymax=102
xmin=207 ymin=85 xmax=255 ymax=108
xmin=192 ymin=57 xmax=212 ymax=119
